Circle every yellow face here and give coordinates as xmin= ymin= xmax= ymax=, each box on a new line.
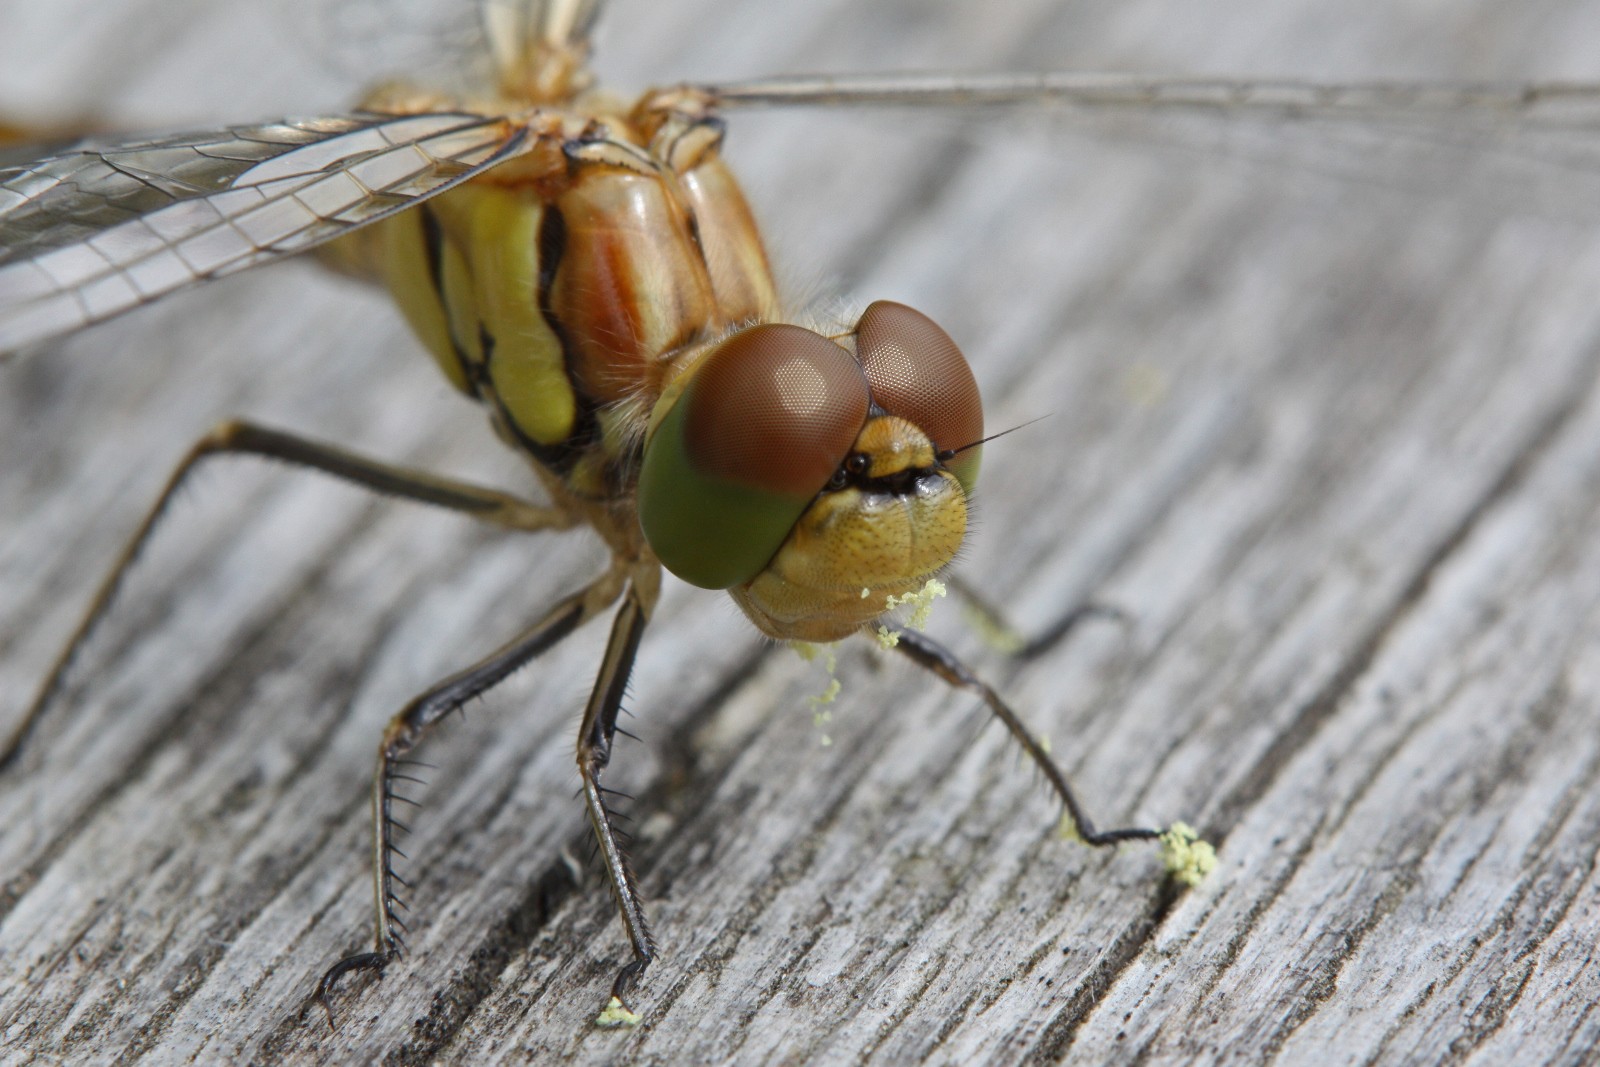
xmin=636 ymin=302 xmax=983 ymax=641
xmin=731 ymin=415 xmax=969 ymax=642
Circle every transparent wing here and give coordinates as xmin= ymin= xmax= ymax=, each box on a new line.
xmin=695 ymin=72 xmax=1600 ymax=120
xmin=693 ymin=72 xmax=1600 ymax=219
xmin=291 ymin=0 xmax=603 ymax=102
xmin=0 ymin=110 xmax=529 ymax=353
xmin=480 ymin=0 xmax=601 ymax=79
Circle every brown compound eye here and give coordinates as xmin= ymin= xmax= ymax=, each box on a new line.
xmin=683 ymin=323 xmax=870 ymax=495
xmin=855 ymin=301 xmax=984 ymax=491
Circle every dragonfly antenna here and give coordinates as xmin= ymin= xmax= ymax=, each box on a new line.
xmin=940 ymin=414 xmax=1052 ymax=461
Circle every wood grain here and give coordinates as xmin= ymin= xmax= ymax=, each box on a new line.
xmin=4 ymin=0 xmax=1600 ymax=1063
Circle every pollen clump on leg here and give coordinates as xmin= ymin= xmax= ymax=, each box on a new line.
xmin=595 ymin=996 xmax=643 ymax=1028
xmin=1159 ymin=822 xmax=1217 ymax=887
xmin=874 ymin=578 xmax=948 ymax=648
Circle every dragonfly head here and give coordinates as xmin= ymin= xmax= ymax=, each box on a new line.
xmin=638 ymin=301 xmax=982 ymax=641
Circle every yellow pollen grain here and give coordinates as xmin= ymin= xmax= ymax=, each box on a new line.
xmin=875 ymin=579 xmax=947 ymax=648
xmin=793 ymin=642 xmax=842 ymax=744
xmin=1159 ymin=822 xmax=1218 ymax=887
xmin=595 ymin=997 xmax=643 ymax=1028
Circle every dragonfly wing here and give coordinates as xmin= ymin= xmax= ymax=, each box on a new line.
xmin=481 ymin=0 xmax=602 ymax=75
xmin=0 ymin=111 xmax=529 ymax=354
xmin=694 ymin=73 xmax=1600 ymax=223
xmin=694 ymin=72 xmax=1600 ymax=117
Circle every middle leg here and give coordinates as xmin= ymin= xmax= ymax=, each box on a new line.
xmin=575 ymin=569 xmax=661 ymax=1014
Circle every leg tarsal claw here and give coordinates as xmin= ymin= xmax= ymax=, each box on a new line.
xmin=314 ymin=948 xmax=394 ymax=1029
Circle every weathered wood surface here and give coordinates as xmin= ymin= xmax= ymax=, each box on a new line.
xmin=5 ymin=0 xmax=1600 ymax=1063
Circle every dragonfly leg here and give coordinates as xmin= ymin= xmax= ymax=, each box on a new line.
xmin=317 ymin=564 xmax=630 ymax=1016
xmin=884 ymin=624 xmax=1161 ymax=847
xmin=575 ymin=576 xmax=660 ymax=1012
xmin=1 ymin=418 xmax=575 ymax=770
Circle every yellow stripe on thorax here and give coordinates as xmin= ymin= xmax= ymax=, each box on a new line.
xmin=378 ymin=183 xmax=578 ymax=449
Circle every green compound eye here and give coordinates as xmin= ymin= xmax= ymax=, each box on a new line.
xmin=639 ymin=324 xmax=870 ymax=588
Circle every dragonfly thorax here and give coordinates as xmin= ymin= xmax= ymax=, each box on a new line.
xmin=347 ymin=91 xmax=778 ymax=505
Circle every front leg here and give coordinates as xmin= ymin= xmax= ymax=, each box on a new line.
xmin=884 ymin=623 xmax=1163 ymax=848
xmin=317 ymin=566 xmax=628 ymax=1017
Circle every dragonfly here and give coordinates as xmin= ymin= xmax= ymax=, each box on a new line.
xmin=2 ymin=0 xmax=1594 ymax=1030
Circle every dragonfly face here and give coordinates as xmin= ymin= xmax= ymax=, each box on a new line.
xmin=639 ymin=301 xmax=982 ymax=640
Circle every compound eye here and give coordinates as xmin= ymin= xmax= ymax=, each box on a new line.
xmin=683 ymin=324 xmax=870 ymax=495
xmin=855 ymin=301 xmax=984 ymax=491
xmin=638 ymin=324 xmax=870 ymax=588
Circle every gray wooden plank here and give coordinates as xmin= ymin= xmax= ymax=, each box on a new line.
xmin=4 ymin=0 xmax=1600 ymax=1064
